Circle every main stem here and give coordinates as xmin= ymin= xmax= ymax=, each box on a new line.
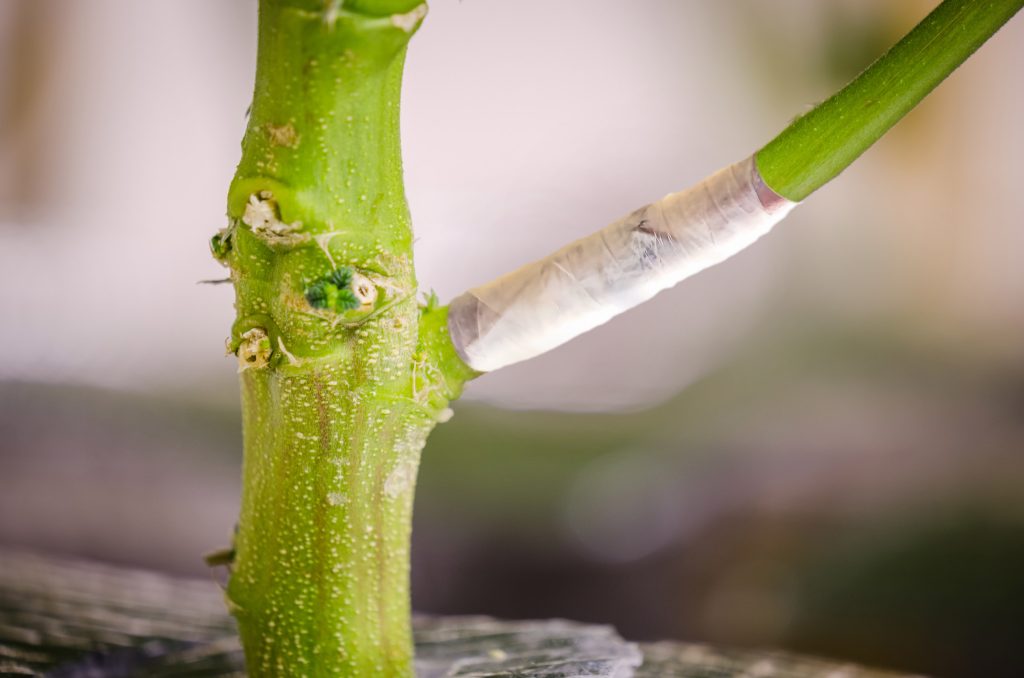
xmin=217 ymin=1 xmax=469 ymax=676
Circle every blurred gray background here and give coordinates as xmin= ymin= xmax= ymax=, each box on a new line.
xmin=1 ymin=2 xmax=1023 ymax=677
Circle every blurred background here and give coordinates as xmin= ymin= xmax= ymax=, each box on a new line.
xmin=1 ymin=1 xmax=1023 ymax=676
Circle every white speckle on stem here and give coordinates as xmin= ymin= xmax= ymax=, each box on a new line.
xmin=384 ymin=460 xmax=416 ymax=499
xmin=390 ymin=4 xmax=427 ymax=33
xmin=277 ymin=336 xmax=302 ymax=366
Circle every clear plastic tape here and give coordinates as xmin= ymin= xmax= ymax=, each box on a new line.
xmin=447 ymin=155 xmax=798 ymax=372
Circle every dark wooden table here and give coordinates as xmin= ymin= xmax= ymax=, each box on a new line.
xmin=0 ymin=550 xmax=918 ymax=677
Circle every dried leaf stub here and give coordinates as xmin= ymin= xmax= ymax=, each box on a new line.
xmin=242 ymin=191 xmax=308 ymax=247
xmin=236 ymin=327 xmax=272 ymax=371
xmin=448 ymin=155 xmax=798 ymax=372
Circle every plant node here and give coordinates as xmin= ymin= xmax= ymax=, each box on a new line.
xmin=242 ymin=191 xmax=307 ymax=247
xmin=236 ymin=328 xmax=272 ymax=371
xmin=305 ymin=266 xmax=378 ymax=313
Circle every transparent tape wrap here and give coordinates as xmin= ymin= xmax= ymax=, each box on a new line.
xmin=448 ymin=155 xmax=798 ymax=372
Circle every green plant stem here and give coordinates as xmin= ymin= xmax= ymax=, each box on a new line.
xmin=217 ymin=1 xmax=469 ymax=676
xmin=756 ymin=0 xmax=1023 ymax=201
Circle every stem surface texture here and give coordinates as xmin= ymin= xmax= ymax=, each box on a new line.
xmin=218 ymin=2 xmax=468 ymax=676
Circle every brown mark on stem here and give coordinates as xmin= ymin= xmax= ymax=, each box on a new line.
xmin=265 ymin=122 xmax=299 ymax=148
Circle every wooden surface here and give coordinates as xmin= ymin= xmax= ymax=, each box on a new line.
xmin=0 ymin=549 xmax=919 ymax=677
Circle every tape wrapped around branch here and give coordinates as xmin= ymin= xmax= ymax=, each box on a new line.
xmin=448 ymin=155 xmax=798 ymax=372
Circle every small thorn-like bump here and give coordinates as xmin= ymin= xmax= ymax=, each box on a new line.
xmin=210 ymin=229 xmax=233 ymax=263
xmin=204 ymin=547 xmax=236 ymax=567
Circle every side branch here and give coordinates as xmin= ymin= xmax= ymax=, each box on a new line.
xmin=440 ymin=0 xmax=1021 ymax=376
xmin=447 ymin=157 xmax=795 ymax=372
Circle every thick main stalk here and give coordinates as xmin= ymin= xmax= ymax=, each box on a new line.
xmin=217 ymin=1 xmax=465 ymax=676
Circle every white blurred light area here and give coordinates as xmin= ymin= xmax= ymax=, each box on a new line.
xmin=1 ymin=0 xmax=1022 ymax=410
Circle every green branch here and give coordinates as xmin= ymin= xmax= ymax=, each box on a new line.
xmin=757 ymin=0 xmax=1023 ymax=201
xmin=433 ymin=0 xmax=1023 ymax=375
